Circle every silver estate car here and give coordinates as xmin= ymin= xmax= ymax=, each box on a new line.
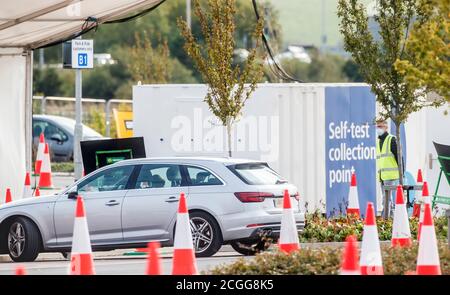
xmin=0 ymin=157 xmax=305 ymax=262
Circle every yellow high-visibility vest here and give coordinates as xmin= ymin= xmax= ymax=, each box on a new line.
xmin=376 ymin=135 xmax=400 ymax=181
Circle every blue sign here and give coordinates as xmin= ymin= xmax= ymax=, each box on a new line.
xmin=325 ymin=86 xmax=377 ymax=217
xmin=78 ymin=53 xmax=88 ymax=67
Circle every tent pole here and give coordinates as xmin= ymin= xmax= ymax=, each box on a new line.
xmin=25 ymin=49 xmax=33 ymax=174
xmin=74 ymin=36 xmax=83 ymax=181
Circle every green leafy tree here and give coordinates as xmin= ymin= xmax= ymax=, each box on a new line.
xmin=337 ymin=0 xmax=444 ymax=184
xmin=127 ymin=32 xmax=172 ymax=84
xmin=394 ymin=0 xmax=449 ymax=102
xmin=178 ymin=0 xmax=265 ymax=157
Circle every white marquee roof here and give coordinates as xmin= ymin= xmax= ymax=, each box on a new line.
xmin=0 ymin=0 xmax=163 ymax=49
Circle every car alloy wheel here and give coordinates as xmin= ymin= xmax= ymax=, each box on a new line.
xmin=8 ymin=222 xmax=26 ymax=258
xmin=190 ymin=217 xmax=213 ymax=253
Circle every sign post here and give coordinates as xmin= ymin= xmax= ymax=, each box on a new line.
xmin=71 ymin=37 xmax=93 ymax=180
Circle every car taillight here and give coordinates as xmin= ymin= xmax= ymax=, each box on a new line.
xmin=294 ymin=192 xmax=300 ymax=201
xmin=234 ymin=192 xmax=274 ymax=203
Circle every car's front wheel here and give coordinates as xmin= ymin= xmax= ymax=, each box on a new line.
xmin=7 ymin=217 xmax=41 ymax=262
xmin=189 ymin=211 xmax=222 ymax=257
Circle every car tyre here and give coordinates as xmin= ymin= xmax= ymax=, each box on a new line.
xmin=230 ymin=239 xmax=271 ymax=256
xmin=7 ymin=217 xmax=41 ymax=262
xmin=188 ymin=211 xmax=222 ymax=258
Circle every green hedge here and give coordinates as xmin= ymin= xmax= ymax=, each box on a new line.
xmin=51 ymin=162 xmax=74 ymax=173
xmin=299 ymin=211 xmax=448 ymax=242
xmin=209 ymin=242 xmax=450 ymax=275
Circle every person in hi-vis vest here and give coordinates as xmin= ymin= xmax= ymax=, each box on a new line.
xmin=376 ymin=119 xmax=404 ymax=215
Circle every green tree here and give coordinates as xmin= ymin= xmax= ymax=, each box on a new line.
xmin=337 ymin=0 xmax=444 ymax=184
xmin=394 ymin=0 xmax=449 ymax=102
xmin=33 ymin=68 xmax=62 ymax=96
xmin=127 ymin=32 xmax=172 ymax=83
xmin=178 ymin=0 xmax=265 ymax=157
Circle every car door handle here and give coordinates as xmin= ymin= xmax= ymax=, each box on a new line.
xmin=165 ymin=196 xmax=179 ymax=203
xmin=105 ymin=200 xmax=120 ymax=206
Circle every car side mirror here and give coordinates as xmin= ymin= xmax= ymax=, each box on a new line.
xmin=68 ymin=191 xmax=78 ymax=200
xmin=50 ymin=133 xmax=63 ymax=143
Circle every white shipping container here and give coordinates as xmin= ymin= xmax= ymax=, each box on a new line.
xmin=133 ymin=83 xmax=450 ymax=214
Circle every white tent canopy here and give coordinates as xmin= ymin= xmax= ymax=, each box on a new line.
xmin=0 ymin=0 xmax=163 ymax=199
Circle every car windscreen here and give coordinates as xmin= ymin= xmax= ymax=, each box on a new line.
xmin=56 ymin=117 xmax=103 ymax=138
xmin=227 ymin=163 xmax=287 ymax=185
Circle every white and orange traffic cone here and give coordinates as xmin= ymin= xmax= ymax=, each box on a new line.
xmin=69 ymin=196 xmax=95 ymax=275
xmin=172 ymin=192 xmax=198 ymax=275
xmin=347 ymin=173 xmax=360 ymax=217
xmin=391 ymin=185 xmax=412 ymax=247
xmin=412 ymin=169 xmax=424 ymax=217
xmin=23 ymin=172 xmax=32 ymax=198
xmin=417 ymin=181 xmax=431 ymax=241
xmin=15 ymin=265 xmax=26 ymax=275
xmin=360 ymin=202 xmax=383 ymax=275
xmin=340 ymin=235 xmax=360 ymax=275
xmin=34 ymin=187 xmax=41 ymax=197
xmin=416 ymin=203 xmax=441 ymax=275
xmin=35 ymin=133 xmax=45 ymax=175
xmin=278 ymin=189 xmax=300 ymax=253
xmin=5 ymin=188 xmax=12 ymax=203
xmin=38 ymin=143 xmax=53 ymax=189
xmin=146 ymin=241 xmax=162 ymax=275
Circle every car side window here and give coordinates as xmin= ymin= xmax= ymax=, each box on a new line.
xmin=135 ymin=164 xmax=183 ymax=189
xmin=78 ymin=165 xmax=134 ymax=193
xmin=185 ymin=166 xmax=223 ymax=186
xmin=33 ymin=121 xmax=68 ymax=142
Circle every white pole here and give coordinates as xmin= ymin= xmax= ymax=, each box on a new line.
xmin=25 ymin=50 xmax=33 ymax=174
xmin=74 ymin=36 xmax=83 ymax=180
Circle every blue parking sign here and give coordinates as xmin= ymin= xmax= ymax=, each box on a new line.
xmin=78 ymin=53 xmax=88 ymax=67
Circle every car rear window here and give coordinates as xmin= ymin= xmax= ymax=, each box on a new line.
xmin=228 ymin=163 xmax=287 ymax=185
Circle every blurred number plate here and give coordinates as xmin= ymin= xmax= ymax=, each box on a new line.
xmin=274 ymin=198 xmax=284 ymax=208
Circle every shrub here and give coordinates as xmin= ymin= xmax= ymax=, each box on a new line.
xmin=209 ymin=242 xmax=450 ymax=275
xmin=299 ymin=211 xmax=447 ymax=242
xmin=51 ymin=162 xmax=74 ymax=173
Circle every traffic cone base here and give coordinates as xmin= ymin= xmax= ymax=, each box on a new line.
xmin=416 ymin=265 xmax=441 ymax=275
xmin=279 ymin=243 xmax=299 ymax=253
xmin=392 ymin=237 xmax=412 ymax=247
xmin=361 ymin=266 xmax=383 ymax=275
xmin=70 ymin=254 xmax=95 ymax=275
xmin=172 ymin=249 xmax=197 ymax=275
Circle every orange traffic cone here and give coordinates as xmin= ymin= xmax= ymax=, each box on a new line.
xmin=391 ymin=185 xmax=412 ymax=247
xmin=23 ymin=172 xmax=32 ymax=198
xmin=278 ymin=189 xmax=300 ymax=253
xmin=5 ymin=188 xmax=12 ymax=203
xmin=35 ymin=133 xmax=45 ymax=174
xmin=38 ymin=143 xmax=53 ymax=189
xmin=15 ymin=265 xmax=26 ymax=275
xmin=412 ymin=169 xmax=424 ymax=217
xmin=172 ymin=192 xmax=198 ymax=275
xmin=34 ymin=187 xmax=41 ymax=197
xmin=417 ymin=181 xmax=431 ymax=241
xmin=69 ymin=196 xmax=95 ymax=275
xmin=360 ymin=202 xmax=383 ymax=275
xmin=340 ymin=235 xmax=360 ymax=275
xmin=416 ymin=203 xmax=441 ymax=275
xmin=347 ymin=173 xmax=360 ymax=217
xmin=146 ymin=241 xmax=162 ymax=275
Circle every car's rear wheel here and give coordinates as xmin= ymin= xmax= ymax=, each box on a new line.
xmin=7 ymin=217 xmax=41 ymax=262
xmin=189 ymin=211 xmax=222 ymax=257
xmin=230 ymin=239 xmax=271 ymax=256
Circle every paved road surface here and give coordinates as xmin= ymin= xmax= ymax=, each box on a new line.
xmin=0 ymin=248 xmax=246 ymax=275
